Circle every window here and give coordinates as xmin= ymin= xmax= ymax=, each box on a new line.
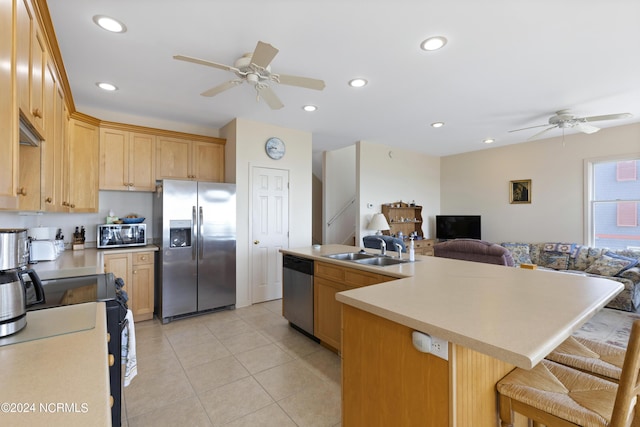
xmin=588 ymin=158 xmax=640 ymax=249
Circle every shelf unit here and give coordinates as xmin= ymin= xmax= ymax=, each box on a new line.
xmin=381 ymin=202 xmax=434 ymax=255
xmin=381 ymin=202 xmax=423 ymax=239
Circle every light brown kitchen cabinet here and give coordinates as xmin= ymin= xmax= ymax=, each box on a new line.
xmin=0 ymin=0 xmax=18 ymax=209
xmin=41 ymin=75 xmax=66 ymax=212
xmin=103 ymin=250 xmax=155 ymax=322
xmin=99 ymin=127 xmax=156 ymax=191
xmin=192 ymin=140 xmax=224 ymax=182
xmin=16 ymin=0 xmax=45 ymax=137
xmin=17 ymin=143 xmax=41 ymax=210
xmin=156 ymin=136 xmax=224 ymax=182
xmin=65 ymin=116 xmax=99 ymax=212
xmin=131 ymin=252 xmax=155 ymax=321
xmin=313 ymin=261 xmax=396 ymax=353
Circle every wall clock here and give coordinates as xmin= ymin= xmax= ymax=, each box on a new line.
xmin=265 ymin=137 xmax=285 ymax=160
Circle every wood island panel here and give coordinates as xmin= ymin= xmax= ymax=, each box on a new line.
xmin=342 ymin=304 xmax=449 ymax=426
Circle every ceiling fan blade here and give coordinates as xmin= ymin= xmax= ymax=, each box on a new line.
xmin=200 ymin=80 xmax=243 ymax=97
xmin=575 ymin=122 xmax=600 ymax=134
xmin=276 ymin=74 xmax=326 ymax=91
xmin=583 ymin=113 xmax=633 ymax=122
xmin=528 ymin=125 xmax=558 ymax=140
xmin=174 ymin=54 xmax=238 ymax=73
xmin=258 ymin=86 xmax=284 ymax=110
xmin=508 ymin=123 xmax=551 ymax=133
xmin=250 ymin=41 xmax=279 ymax=69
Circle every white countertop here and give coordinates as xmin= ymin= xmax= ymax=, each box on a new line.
xmin=282 ymin=244 xmax=624 ymax=369
xmin=0 ymin=302 xmax=111 ymax=426
xmin=29 ymin=245 xmax=158 ymax=280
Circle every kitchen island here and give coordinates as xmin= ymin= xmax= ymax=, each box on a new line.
xmin=281 ymin=244 xmax=624 ymax=427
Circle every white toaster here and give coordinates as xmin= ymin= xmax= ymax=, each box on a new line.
xmin=29 ymin=240 xmax=58 ymax=262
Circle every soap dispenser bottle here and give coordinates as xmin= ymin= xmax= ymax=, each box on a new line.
xmin=409 ymin=236 xmax=415 ymax=261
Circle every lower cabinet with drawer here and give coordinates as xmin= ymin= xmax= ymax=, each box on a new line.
xmin=314 ymin=261 xmax=396 ymax=353
xmin=103 ymin=250 xmax=155 ymax=321
xmin=413 ymin=238 xmax=435 ymax=256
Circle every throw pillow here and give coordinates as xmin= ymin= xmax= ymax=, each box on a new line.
xmin=538 ymin=251 xmax=570 ymax=270
xmin=585 ymin=252 xmax=639 ymax=277
xmin=543 ymin=242 xmax=580 ymax=257
xmin=545 ymin=254 xmax=570 ymax=270
xmin=606 ymin=252 xmax=639 ymax=274
xmin=501 ymin=243 xmax=532 ymax=265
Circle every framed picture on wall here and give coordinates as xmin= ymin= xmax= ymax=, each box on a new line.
xmin=509 ymin=179 xmax=531 ymax=204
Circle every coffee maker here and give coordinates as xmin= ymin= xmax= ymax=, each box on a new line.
xmin=0 ymin=229 xmax=45 ymax=337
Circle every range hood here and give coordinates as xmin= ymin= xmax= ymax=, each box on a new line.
xmin=19 ymin=115 xmax=43 ymax=147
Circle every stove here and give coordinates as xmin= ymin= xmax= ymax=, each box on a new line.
xmin=25 ymin=272 xmax=128 ymax=427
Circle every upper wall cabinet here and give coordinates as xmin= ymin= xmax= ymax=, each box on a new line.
xmin=99 ymin=126 xmax=156 ymax=192
xmin=0 ymin=0 xmax=18 ymax=209
xmin=156 ymin=136 xmax=225 ymax=182
xmin=41 ymin=64 xmax=67 ymax=212
xmin=16 ymin=0 xmax=45 ymax=138
xmin=65 ymin=117 xmax=99 ymax=212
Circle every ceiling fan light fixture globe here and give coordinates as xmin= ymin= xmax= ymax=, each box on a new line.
xmin=246 ymin=73 xmax=259 ymax=85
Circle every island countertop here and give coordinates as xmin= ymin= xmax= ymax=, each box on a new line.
xmin=282 ymin=244 xmax=624 ymax=369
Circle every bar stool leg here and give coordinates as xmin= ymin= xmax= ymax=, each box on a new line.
xmin=498 ymin=394 xmax=515 ymax=427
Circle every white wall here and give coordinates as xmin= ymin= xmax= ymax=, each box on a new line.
xmin=323 ymin=145 xmax=356 ymax=244
xmin=221 ymin=118 xmax=312 ymax=308
xmin=356 ymin=141 xmax=441 ymax=245
xmin=441 ymin=123 xmax=640 ymax=244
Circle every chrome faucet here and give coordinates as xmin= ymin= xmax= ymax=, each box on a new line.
xmin=376 ymin=237 xmax=387 ymax=256
xmin=394 ymin=242 xmax=403 ymax=260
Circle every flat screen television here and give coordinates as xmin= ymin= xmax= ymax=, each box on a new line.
xmin=436 ymin=215 xmax=481 ymax=240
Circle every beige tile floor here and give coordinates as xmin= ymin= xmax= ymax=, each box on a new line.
xmin=122 ymin=299 xmax=342 ymax=427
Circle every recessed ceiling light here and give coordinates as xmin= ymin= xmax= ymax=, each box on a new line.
xmin=483 ymin=138 xmax=495 ymax=144
xmin=431 ymin=122 xmax=444 ymax=128
xmin=92 ymin=15 xmax=127 ymax=33
xmin=348 ymin=78 xmax=368 ymax=88
xmin=96 ymin=82 xmax=118 ymax=91
xmin=420 ymin=36 xmax=448 ymax=51
xmin=302 ymin=105 xmax=317 ymax=112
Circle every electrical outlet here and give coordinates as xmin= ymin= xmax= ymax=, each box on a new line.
xmin=430 ymin=336 xmax=448 ymax=361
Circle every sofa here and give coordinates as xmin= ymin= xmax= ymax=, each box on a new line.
xmin=363 ymin=235 xmax=406 ymax=253
xmin=501 ymin=242 xmax=640 ymax=313
xmin=434 ymin=239 xmax=515 ymax=266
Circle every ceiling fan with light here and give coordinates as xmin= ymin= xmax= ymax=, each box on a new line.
xmin=174 ymin=41 xmax=326 ymax=110
xmin=509 ymin=109 xmax=633 ymax=140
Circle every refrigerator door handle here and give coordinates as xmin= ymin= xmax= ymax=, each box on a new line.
xmin=192 ymin=206 xmax=197 ymax=261
xmin=199 ymin=206 xmax=204 ymax=260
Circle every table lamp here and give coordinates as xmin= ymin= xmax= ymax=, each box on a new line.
xmin=367 ymin=213 xmax=390 ymax=235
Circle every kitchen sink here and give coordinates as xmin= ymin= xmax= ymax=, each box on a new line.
xmin=352 ymin=256 xmax=410 ymax=266
xmin=323 ymin=252 xmax=378 ymax=261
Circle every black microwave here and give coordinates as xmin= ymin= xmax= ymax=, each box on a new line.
xmin=97 ymin=224 xmax=146 ymax=249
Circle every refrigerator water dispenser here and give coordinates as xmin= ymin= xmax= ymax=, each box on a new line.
xmin=169 ymin=220 xmax=191 ymax=248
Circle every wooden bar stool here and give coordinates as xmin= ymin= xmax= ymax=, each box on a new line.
xmin=545 ymin=336 xmax=625 ymax=382
xmin=496 ymin=320 xmax=640 ymax=427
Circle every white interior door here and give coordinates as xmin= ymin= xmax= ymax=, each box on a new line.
xmin=251 ymin=167 xmax=289 ymax=303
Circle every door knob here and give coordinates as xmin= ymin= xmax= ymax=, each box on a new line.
xmin=254 ymin=240 xmax=260 ymax=245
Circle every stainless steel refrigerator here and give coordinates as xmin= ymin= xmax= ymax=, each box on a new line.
xmin=154 ymin=179 xmax=236 ymax=323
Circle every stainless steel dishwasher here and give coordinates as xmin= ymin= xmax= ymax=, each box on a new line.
xmin=283 ymin=254 xmax=315 ymax=337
